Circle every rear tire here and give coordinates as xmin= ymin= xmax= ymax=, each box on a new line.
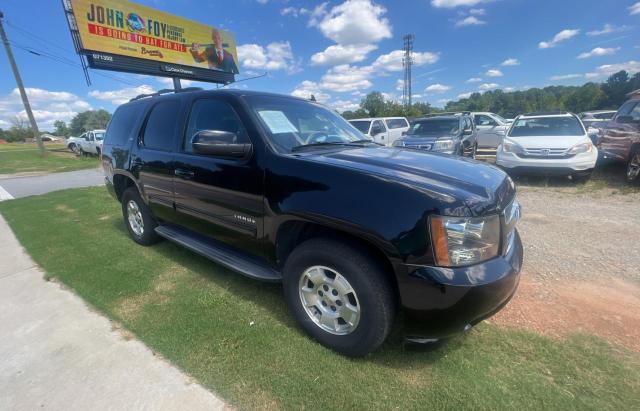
xmin=282 ymin=238 xmax=396 ymax=357
xmin=121 ymin=187 xmax=161 ymax=246
xmin=626 ymin=150 xmax=640 ymax=183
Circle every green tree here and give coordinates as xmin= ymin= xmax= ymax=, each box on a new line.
xmin=361 ymin=92 xmax=386 ymax=117
xmin=69 ymin=110 xmax=112 ymax=136
xmin=53 ymin=120 xmax=70 ymax=137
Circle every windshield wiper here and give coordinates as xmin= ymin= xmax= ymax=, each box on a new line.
xmin=291 ymin=142 xmax=352 ymax=152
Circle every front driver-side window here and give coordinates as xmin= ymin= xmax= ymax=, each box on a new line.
xmin=616 ymin=102 xmax=637 ymax=121
xmin=184 ymin=99 xmax=249 ymax=153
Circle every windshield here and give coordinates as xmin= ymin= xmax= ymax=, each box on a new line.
xmin=492 ymin=114 xmax=506 ymax=124
xmin=246 ymin=96 xmax=371 ymax=153
xmin=408 ymin=119 xmax=460 ymax=136
xmin=508 ymin=117 xmax=585 ymax=137
xmin=349 ymin=120 xmax=372 ymax=134
xmin=94 ymin=132 xmax=105 ymax=141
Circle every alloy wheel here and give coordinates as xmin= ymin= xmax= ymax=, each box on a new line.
xmin=127 ymin=200 xmax=144 ymax=236
xmin=298 ymin=265 xmax=361 ymax=335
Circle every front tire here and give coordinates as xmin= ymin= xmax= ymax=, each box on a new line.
xmin=283 ymin=238 xmax=396 ymax=357
xmin=121 ymin=187 xmax=161 ymax=246
xmin=626 ymin=150 xmax=640 ymax=183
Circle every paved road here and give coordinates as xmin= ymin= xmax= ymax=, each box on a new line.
xmin=0 ymin=215 xmax=226 ymax=410
xmin=0 ymin=168 xmax=105 ymax=200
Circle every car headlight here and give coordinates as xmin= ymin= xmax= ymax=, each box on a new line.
xmin=393 ymin=139 xmax=406 ymax=147
xmin=502 ymin=138 xmax=524 ymax=155
xmin=568 ymin=142 xmax=592 ymax=155
xmin=433 ymin=138 xmax=454 ymax=151
xmin=430 ymin=215 xmax=501 ymax=267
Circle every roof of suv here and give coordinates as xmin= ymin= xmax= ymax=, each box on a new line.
xmin=518 ymin=111 xmax=575 ymax=119
xmin=126 ymin=87 xmax=310 ymax=105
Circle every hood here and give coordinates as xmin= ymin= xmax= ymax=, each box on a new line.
xmin=301 ymin=146 xmax=514 ymax=216
xmin=506 ymin=134 xmax=588 ymax=149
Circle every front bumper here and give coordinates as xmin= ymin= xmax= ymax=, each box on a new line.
xmin=399 ymin=230 xmax=523 ymax=339
xmin=496 ymin=148 xmax=597 ymax=173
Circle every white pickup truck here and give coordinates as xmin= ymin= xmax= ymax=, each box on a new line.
xmin=67 ymin=129 xmax=106 ymax=155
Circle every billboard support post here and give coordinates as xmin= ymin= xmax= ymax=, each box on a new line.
xmin=172 ymin=78 xmax=182 ymax=91
xmin=0 ymin=11 xmax=45 ymax=155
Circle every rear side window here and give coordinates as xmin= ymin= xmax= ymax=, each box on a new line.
xmin=106 ymin=105 xmax=142 ymax=146
xmin=142 ymin=100 xmax=180 ymax=151
xmin=385 ymin=118 xmax=408 ymax=129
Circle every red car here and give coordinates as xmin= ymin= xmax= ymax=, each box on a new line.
xmin=598 ymin=97 xmax=640 ymax=183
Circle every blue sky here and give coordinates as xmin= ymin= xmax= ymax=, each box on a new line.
xmin=1 ymin=0 xmax=639 ymax=130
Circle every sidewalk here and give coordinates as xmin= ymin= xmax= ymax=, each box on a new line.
xmin=0 ymin=214 xmax=227 ymax=410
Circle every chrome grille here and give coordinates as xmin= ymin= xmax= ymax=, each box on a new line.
xmin=406 ymin=144 xmax=432 ymax=150
xmin=520 ymin=148 xmax=573 ymax=159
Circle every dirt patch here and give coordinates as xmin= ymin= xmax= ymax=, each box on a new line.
xmin=493 ymin=275 xmax=640 ymax=352
xmin=113 ymin=266 xmax=187 ymax=321
xmin=55 ymin=204 xmax=77 ymax=213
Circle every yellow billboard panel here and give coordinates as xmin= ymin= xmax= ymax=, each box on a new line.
xmin=70 ymin=0 xmax=239 ymax=74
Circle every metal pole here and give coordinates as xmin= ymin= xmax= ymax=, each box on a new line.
xmin=0 ymin=11 xmax=45 ymax=155
xmin=172 ymin=77 xmax=181 ymax=91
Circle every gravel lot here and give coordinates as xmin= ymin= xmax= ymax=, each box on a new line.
xmin=494 ymin=176 xmax=640 ymax=352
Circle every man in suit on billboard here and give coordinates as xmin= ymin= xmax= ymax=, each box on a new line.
xmin=190 ymin=29 xmax=239 ymax=74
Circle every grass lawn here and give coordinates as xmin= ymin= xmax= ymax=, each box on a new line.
xmin=0 ymin=146 xmax=98 ymax=175
xmin=0 ymin=142 xmax=66 ymax=151
xmin=1 ymin=187 xmax=638 ymax=410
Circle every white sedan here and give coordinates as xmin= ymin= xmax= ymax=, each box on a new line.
xmin=496 ymin=112 xmax=597 ymax=181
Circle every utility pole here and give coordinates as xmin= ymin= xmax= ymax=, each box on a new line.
xmin=402 ymin=34 xmax=414 ymax=108
xmin=0 ymin=11 xmax=45 ymax=155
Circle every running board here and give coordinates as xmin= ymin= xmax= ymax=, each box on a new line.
xmin=155 ymin=225 xmax=281 ymax=282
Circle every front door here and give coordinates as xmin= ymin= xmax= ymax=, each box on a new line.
xmin=131 ymin=98 xmax=183 ymax=222
xmin=474 ymin=114 xmax=501 ymax=149
xmin=172 ymin=97 xmax=264 ymax=256
xmin=600 ymin=102 xmax=638 ymax=160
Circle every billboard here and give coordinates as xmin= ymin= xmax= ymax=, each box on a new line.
xmin=66 ymin=0 xmax=238 ymax=83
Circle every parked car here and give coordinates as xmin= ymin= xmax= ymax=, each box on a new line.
xmin=77 ymin=129 xmax=106 ymax=155
xmin=102 ymin=89 xmax=522 ymax=357
xmin=40 ymin=133 xmax=62 ymax=142
xmin=597 ymin=98 xmax=640 ymax=183
xmin=348 ymin=117 xmax=409 ymax=146
xmin=496 ymin=112 xmax=597 ymax=180
xmin=471 ymin=112 xmax=510 ymax=155
xmin=579 ymin=110 xmax=617 ymax=129
xmin=392 ymin=113 xmax=477 ymax=157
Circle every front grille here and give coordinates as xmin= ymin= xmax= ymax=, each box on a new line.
xmin=406 ymin=144 xmax=432 ymax=150
xmin=519 ymin=148 xmax=574 ymax=159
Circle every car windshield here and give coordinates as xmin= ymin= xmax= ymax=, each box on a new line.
xmin=246 ymin=95 xmax=371 ymax=153
xmin=492 ymin=114 xmax=507 ymax=123
xmin=94 ymin=132 xmax=105 ymax=141
xmin=509 ymin=117 xmax=585 ymax=137
xmin=349 ymin=120 xmax=372 ymax=134
xmin=408 ymin=119 xmax=459 ymax=135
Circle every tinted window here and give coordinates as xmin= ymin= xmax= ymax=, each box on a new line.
xmin=349 ymin=120 xmax=371 ymax=133
xmin=106 ymin=106 xmax=141 ymax=146
xmin=385 ymin=118 xmax=408 ymax=129
xmin=509 ymin=117 xmax=584 ymax=137
xmin=184 ymin=99 xmax=248 ymax=153
xmin=142 ymin=100 xmax=180 ymax=151
xmin=629 ymin=104 xmax=640 ymax=121
xmin=617 ymin=102 xmax=637 ymax=118
xmin=409 ymin=119 xmax=460 ymax=135
xmin=373 ymin=120 xmax=386 ymax=131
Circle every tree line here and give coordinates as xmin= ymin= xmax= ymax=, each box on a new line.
xmin=0 ymin=109 xmax=112 ymax=142
xmin=342 ymin=70 xmax=640 ymax=120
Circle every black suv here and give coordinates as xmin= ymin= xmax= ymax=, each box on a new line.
xmin=102 ymin=89 xmax=522 ymax=357
xmin=392 ymin=113 xmax=478 ymax=157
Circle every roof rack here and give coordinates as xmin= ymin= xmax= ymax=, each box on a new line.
xmin=522 ymin=111 xmax=569 ymax=117
xmin=129 ymin=87 xmax=203 ymax=102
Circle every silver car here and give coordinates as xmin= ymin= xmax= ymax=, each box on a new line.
xmin=472 ymin=112 xmax=510 ymax=155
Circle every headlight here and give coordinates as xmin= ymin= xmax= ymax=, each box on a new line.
xmin=393 ymin=140 xmax=406 ymax=147
xmin=568 ymin=142 xmax=592 ymax=155
xmin=430 ymin=215 xmax=501 ymax=267
xmin=433 ymin=138 xmax=454 ymax=151
xmin=502 ymin=138 xmax=524 ymax=155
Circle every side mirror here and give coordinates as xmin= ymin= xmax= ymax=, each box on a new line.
xmin=401 ymin=131 xmax=407 ymax=136
xmin=192 ymin=130 xmax=252 ymax=158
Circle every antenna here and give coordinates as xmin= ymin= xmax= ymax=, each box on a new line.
xmin=402 ymin=34 xmax=414 ymax=108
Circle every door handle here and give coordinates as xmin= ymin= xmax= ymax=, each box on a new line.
xmin=174 ymin=169 xmax=195 ymax=178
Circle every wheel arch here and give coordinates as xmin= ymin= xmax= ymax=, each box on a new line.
xmin=112 ymin=172 xmax=141 ymax=203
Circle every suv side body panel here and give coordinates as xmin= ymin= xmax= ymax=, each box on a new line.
xmin=599 ymin=100 xmax=640 ymax=162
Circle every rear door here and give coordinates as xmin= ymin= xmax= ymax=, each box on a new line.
xmin=172 ymin=97 xmax=264 ymax=256
xmin=474 ymin=114 xmax=501 ymax=149
xmin=600 ymin=102 xmax=638 ymax=160
xmin=384 ymin=118 xmax=409 ymax=145
xmin=131 ymin=98 xmax=184 ymax=222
